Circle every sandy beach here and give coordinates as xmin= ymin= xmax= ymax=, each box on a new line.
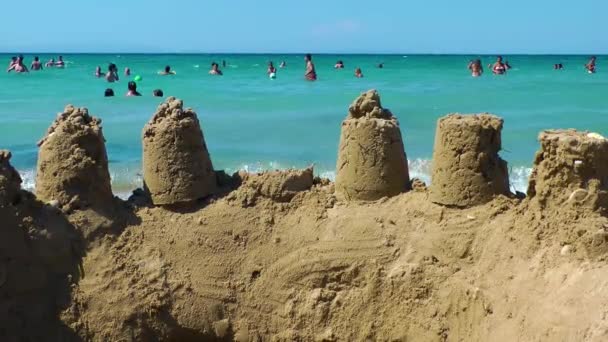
xmin=2 ymin=91 xmax=608 ymax=341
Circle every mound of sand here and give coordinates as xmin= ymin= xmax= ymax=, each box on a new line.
xmin=35 ymin=105 xmax=113 ymax=210
xmin=142 ymin=97 xmax=216 ymax=205
xmin=0 ymin=150 xmax=22 ymax=206
xmin=335 ymin=90 xmax=410 ymax=201
xmin=0 ymin=150 xmax=83 ymax=341
xmin=528 ymin=130 xmax=608 ymax=212
xmin=430 ymin=114 xmax=510 ymax=207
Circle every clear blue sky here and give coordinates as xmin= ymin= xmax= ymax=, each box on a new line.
xmin=2 ymin=0 xmax=606 ymax=54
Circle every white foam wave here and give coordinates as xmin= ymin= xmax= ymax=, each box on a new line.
xmin=14 ymin=160 xmax=534 ymax=200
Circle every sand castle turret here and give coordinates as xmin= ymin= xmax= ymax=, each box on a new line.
xmin=0 ymin=150 xmax=22 ymax=206
xmin=335 ymin=90 xmax=410 ymax=201
xmin=430 ymin=114 xmax=510 ymax=207
xmin=36 ymin=105 xmax=113 ymax=207
xmin=527 ymin=130 xmax=608 ymax=210
xmin=142 ymin=97 xmax=216 ymax=205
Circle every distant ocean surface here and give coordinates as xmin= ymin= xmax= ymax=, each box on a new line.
xmin=1 ymin=54 xmax=607 ymax=197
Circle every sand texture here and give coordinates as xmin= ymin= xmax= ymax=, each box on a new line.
xmin=35 ymin=105 xmax=113 ymax=210
xmin=0 ymin=150 xmax=22 ymax=206
xmin=335 ymin=90 xmax=410 ymax=201
xmin=142 ymin=97 xmax=216 ymax=205
xmin=430 ymin=114 xmax=510 ymax=207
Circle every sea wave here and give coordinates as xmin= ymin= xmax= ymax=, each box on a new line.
xmin=16 ymin=159 xmax=533 ymax=200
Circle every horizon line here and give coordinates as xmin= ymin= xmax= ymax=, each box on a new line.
xmin=0 ymin=51 xmax=604 ymax=56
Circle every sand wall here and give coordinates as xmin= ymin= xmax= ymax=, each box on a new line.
xmin=430 ymin=114 xmax=510 ymax=207
xmin=335 ymin=90 xmax=410 ymax=201
xmin=35 ymin=105 xmax=113 ymax=209
xmin=527 ymin=130 xmax=608 ymax=211
xmin=142 ymin=97 xmax=216 ymax=205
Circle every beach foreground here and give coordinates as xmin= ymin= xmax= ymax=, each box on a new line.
xmin=1 ymin=92 xmax=608 ymax=341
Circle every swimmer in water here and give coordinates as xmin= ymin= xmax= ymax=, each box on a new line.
xmin=209 ymin=62 xmax=223 ymax=75
xmin=335 ymin=60 xmax=344 ymax=69
xmin=8 ymin=56 xmax=17 ymax=68
xmin=377 ymin=63 xmax=384 ymax=69
xmin=105 ymin=63 xmax=119 ymax=82
xmin=124 ymin=67 xmax=131 ymax=76
xmin=279 ymin=61 xmax=286 ymax=68
xmin=158 ymin=65 xmax=176 ymax=75
xmin=55 ymin=56 xmax=65 ymax=68
xmin=45 ymin=58 xmax=55 ymax=67
xmin=104 ymin=88 xmax=115 ymax=97
xmin=7 ymin=55 xmax=29 ymax=73
xmin=126 ymin=81 xmax=141 ymax=96
xmin=7 ymin=57 xmax=17 ymax=69
xmin=304 ymin=54 xmax=317 ymax=81
xmin=354 ymin=67 xmax=363 ymax=78
xmin=31 ymin=56 xmax=43 ymax=71
xmin=491 ymin=56 xmax=507 ymax=75
xmin=95 ymin=66 xmax=102 ymax=77
xmin=267 ymin=61 xmax=276 ymax=75
xmin=467 ymin=59 xmax=483 ymax=77
xmin=152 ymin=89 xmax=164 ymax=97
xmin=585 ymin=56 xmax=596 ymax=73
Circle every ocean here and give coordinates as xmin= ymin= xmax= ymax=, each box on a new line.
xmin=1 ymin=54 xmax=607 ymax=197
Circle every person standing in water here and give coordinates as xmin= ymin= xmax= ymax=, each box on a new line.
xmin=7 ymin=56 xmax=28 ymax=73
xmin=158 ymin=65 xmax=176 ymax=75
xmin=55 ymin=56 xmax=65 ymax=68
xmin=7 ymin=57 xmax=17 ymax=69
xmin=304 ymin=54 xmax=317 ymax=81
xmin=124 ymin=67 xmax=131 ymax=76
xmin=95 ymin=66 xmax=102 ymax=77
xmin=31 ymin=57 xmax=43 ymax=70
xmin=45 ymin=58 xmax=55 ymax=67
xmin=354 ymin=67 xmax=363 ymax=78
xmin=126 ymin=81 xmax=141 ymax=96
xmin=491 ymin=56 xmax=507 ymax=75
xmin=209 ymin=62 xmax=223 ymax=75
xmin=468 ymin=59 xmax=483 ymax=77
xmin=267 ymin=61 xmax=276 ymax=75
xmin=105 ymin=63 xmax=119 ymax=82
xmin=585 ymin=56 xmax=596 ymax=73
xmin=335 ymin=60 xmax=344 ymax=69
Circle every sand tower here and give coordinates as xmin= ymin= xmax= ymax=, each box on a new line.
xmin=36 ymin=105 xmax=113 ymax=207
xmin=430 ymin=114 xmax=510 ymax=207
xmin=335 ymin=90 xmax=410 ymax=201
xmin=527 ymin=130 xmax=608 ymax=210
xmin=142 ymin=97 xmax=216 ymax=205
xmin=0 ymin=150 xmax=22 ymax=206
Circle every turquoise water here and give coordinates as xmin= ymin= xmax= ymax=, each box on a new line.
xmin=1 ymin=54 xmax=608 ymax=195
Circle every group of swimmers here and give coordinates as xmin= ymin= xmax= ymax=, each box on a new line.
xmin=6 ymin=55 xmax=65 ymax=72
xmin=467 ymin=55 xmax=598 ymax=77
xmin=7 ymin=54 xmax=601 ymax=85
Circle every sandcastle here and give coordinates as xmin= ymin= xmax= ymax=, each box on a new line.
xmin=335 ymin=90 xmax=410 ymax=201
xmin=527 ymin=130 xmax=608 ymax=210
xmin=142 ymin=97 xmax=216 ymax=205
xmin=0 ymin=150 xmax=22 ymax=206
xmin=430 ymin=114 xmax=510 ymax=207
xmin=35 ymin=105 xmax=113 ymax=208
